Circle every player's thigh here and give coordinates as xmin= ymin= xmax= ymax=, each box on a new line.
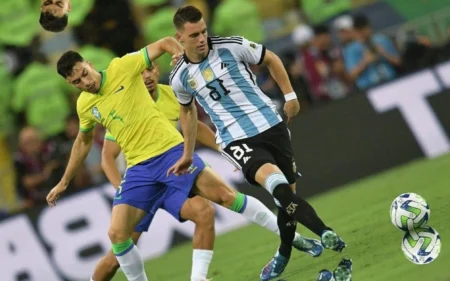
xmin=222 ymin=138 xmax=275 ymax=185
xmin=110 ymin=164 xmax=166 ymax=240
xmin=109 ymin=204 xmax=147 ymax=241
xmin=191 ymin=166 xmax=238 ymax=208
xmin=265 ymin=123 xmax=297 ymax=184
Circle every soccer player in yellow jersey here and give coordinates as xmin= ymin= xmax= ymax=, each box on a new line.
xmin=92 ymin=63 xmax=218 ymax=281
xmin=45 ymin=37 xmax=308 ymax=281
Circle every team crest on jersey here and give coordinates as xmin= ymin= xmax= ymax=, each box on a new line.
xmin=202 ymin=67 xmax=214 ymax=82
xmin=249 ymin=42 xmax=257 ymax=49
xmin=187 ymin=75 xmax=198 ymax=89
xmin=91 ymin=106 xmax=101 ymax=120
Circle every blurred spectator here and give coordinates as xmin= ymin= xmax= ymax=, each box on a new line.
xmin=396 ymin=29 xmax=441 ymax=74
xmin=14 ymin=127 xmax=61 ymax=209
xmin=342 ymin=14 xmax=400 ymax=90
xmin=0 ymin=0 xmax=40 ymax=47
xmin=333 ymin=15 xmax=355 ymax=46
xmin=67 ymin=0 xmax=95 ymax=27
xmin=12 ymin=58 xmax=74 ymax=140
xmin=0 ymin=48 xmax=17 ymax=213
xmin=290 ymin=24 xmax=351 ymax=103
xmin=142 ymin=5 xmax=177 ymax=78
xmin=78 ymin=45 xmax=117 ymax=70
xmin=73 ymin=0 xmax=141 ymax=56
xmin=212 ymin=0 xmax=265 ymax=43
xmin=300 ymin=0 xmax=352 ymax=25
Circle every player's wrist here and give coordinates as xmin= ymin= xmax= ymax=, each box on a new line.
xmin=284 ymin=92 xmax=297 ymax=102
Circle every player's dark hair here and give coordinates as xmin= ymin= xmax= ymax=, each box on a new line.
xmin=173 ymin=5 xmax=203 ymax=30
xmin=39 ymin=12 xmax=68 ymax=32
xmin=57 ymin=51 xmax=84 ymax=78
xmin=352 ymin=14 xmax=370 ymax=30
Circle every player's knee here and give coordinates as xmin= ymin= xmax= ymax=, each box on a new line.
xmin=218 ymin=185 xmax=237 ymax=208
xmin=108 ymin=227 xmax=129 ymax=244
xmin=192 ymin=200 xmax=215 ymax=227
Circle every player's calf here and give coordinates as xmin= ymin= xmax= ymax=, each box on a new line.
xmin=91 ymin=251 xmax=120 ymax=281
xmin=256 ymin=163 xmax=346 ymax=251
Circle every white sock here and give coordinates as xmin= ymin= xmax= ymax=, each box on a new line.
xmin=191 ymin=249 xmax=213 ymax=281
xmin=240 ymin=195 xmax=280 ymax=234
xmin=115 ymin=244 xmax=148 ymax=281
xmin=90 ymin=279 xmax=94 ymax=281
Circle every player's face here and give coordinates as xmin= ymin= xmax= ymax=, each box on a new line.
xmin=176 ymin=18 xmax=209 ymax=58
xmin=141 ymin=64 xmax=160 ymax=94
xmin=41 ymin=0 xmax=71 ymax=18
xmin=65 ymin=61 xmax=100 ymax=93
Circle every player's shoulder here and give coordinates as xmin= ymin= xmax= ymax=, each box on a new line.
xmin=169 ymin=57 xmax=188 ymax=85
xmin=157 ymin=84 xmax=174 ymax=96
xmin=76 ymin=91 xmax=93 ymax=112
xmin=209 ymin=35 xmax=244 ymax=48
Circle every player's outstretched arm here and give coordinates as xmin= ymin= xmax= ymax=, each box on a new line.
xmin=263 ymin=50 xmax=300 ymax=123
xmin=167 ymin=103 xmax=198 ymax=176
xmin=46 ymin=130 xmax=94 ymax=206
xmin=196 ymin=121 xmax=220 ymax=152
xmin=101 ymin=139 xmax=122 ymax=189
xmin=145 ymin=37 xmax=183 ymax=64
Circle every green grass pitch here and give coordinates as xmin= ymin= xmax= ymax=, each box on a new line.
xmin=112 ymin=155 xmax=450 ymax=281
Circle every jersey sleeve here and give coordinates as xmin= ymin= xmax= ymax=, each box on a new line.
xmin=104 ymin=130 xmax=116 ymax=142
xmin=170 ymin=75 xmax=194 ymax=106
xmin=77 ymin=100 xmax=96 ymax=133
xmin=116 ymin=47 xmax=152 ymax=76
xmin=230 ymin=37 xmax=266 ymax=65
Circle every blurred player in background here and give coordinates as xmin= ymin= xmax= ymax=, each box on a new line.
xmin=39 ymin=0 xmax=71 ymax=32
xmin=170 ymin=6 xmax=350 ymax=281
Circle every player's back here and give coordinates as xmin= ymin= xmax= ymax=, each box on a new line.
xmin=170 ymin=36 xmax=282 ymax=146
xmin=77 ymin=49 xmax=183 ymax=167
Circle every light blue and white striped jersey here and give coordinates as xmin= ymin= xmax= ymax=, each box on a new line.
xmin=169 ymin=36 xmax=282 ymax=146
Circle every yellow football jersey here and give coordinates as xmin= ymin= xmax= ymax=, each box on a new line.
xmin=105 ymin=84 xmax=180 ymax=141
xmin=77 ymin=48 xmax=183 ymax=167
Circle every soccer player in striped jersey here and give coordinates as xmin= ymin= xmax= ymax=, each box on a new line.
xmin=169 ymin=6 xmax=349 ymax=281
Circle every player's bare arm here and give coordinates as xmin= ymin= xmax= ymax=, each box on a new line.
xmin=102 ymin=139 xmax=122 ymax=188
xmin=262 ymin=50 xmax=300 ymax=124
xmin=46 ymin=130 xmax=93 ymax=206
xmin=146 ymin=37 xmax=183 ymax=65
xmin=196 ymin=121 xmax=220 ymax=152
xmin=167 ymin=103 xmax=198 ymax=176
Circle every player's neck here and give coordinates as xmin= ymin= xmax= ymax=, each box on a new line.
xmin=185 ymin=49 xmax=208 ymax=64
xmin=150 ymin=87 xmax=159 ymax=102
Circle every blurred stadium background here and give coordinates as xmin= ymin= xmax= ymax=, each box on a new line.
xmin=1 ymin=0 xmax=450 ymax=280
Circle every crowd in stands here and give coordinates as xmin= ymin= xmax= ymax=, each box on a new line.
xmin=1 ymin=0 xmax=450 ymax=217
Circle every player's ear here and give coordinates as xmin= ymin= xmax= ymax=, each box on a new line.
xmin=175 ymin=32 xmax=182 ymax=44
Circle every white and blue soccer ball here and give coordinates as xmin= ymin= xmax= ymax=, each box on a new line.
xmin=402 ymin=226 xmax=441 ymax=265
xmin=390 ymin=193 xmax=430 ymax=231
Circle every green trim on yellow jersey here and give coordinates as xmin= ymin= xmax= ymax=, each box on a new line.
xmin=80 ymin=125 xmax=95 ymax=133
xmin=142 ymin=48 xmax=152 ymax=68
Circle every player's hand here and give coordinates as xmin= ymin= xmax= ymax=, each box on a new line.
xmin=170 ymin=52 xmax=183 ymax=67
xmin=167 ymin=155 xmax=193 ymax=176
xmin=46 ymin=182 xmax=68 ymax=207
xmin=284 ymin=99 xmax=300 ymax=125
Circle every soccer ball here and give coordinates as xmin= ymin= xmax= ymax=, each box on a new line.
xmin=402 ymin=226 xmax=441 ymax=265
xmin=390 ymin=193 xmax=430 ymax=231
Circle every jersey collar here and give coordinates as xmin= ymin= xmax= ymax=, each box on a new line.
xmin=97 ymin=70 xmax=106 ymax=94
xmin=183 ymin=37 xmax=213 ymax=64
